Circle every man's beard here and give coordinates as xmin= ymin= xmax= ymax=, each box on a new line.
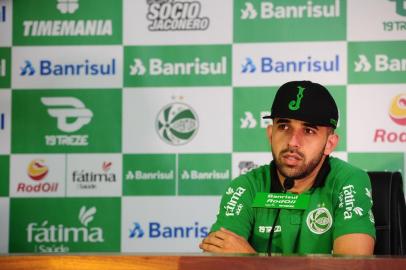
xmin=272 ymin=146 xmax=325 ymax=180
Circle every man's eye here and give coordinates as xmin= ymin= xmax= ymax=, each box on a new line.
xmin=278 ymin=124 xmax=288 ymax=130
xmin=305 ymin=128 xmax=316 ymax=134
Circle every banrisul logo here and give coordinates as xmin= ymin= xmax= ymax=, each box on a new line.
xmin=349 ymin=41 xmax=406 ymax=84
xmin=10 ymin=198 xmax=120 ymax=253
xmin=240 ymin=0 xmax=340 ymax=20
xmin=241 ymin=55 xmax=340 ymax=74
xmin=124 ymin=45 xmax=231 ymax=86
xmin=178 ymin=154 xmax=231 ymax=195
xmin=12 ymin=90 xmax=122 ymax=153
xmin=129 ymin=221 xmax=208 ymax=239
xmin=1 ymin=2 xmax=5 ymax=22
xmin=234 ymin=0 xmax=346 ymax=42
xmin=13 ymin=0 xmax=122 ymax=45
xmin=146 ymin=0 xmax=210 ymax=31
xmin=19 ymin=58 xmax=116 ymax=77
xmin=156 ymin=102 xmax=199 ymax=146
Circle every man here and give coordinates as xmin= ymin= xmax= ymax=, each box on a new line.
xmin=199 ymin=81 xmax=375 ymax=255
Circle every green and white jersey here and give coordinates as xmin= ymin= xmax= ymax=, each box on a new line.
xmin=211 ymin=157 xmax=376 ymax=254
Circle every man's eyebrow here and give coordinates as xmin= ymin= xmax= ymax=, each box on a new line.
xmin=275 ymin=118 xmax=291 ymax=124
xmin=303 ymin=122 xmax=319 ymax=130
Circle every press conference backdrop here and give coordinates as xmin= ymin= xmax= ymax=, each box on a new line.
xmin=0 ymin=0 xmax=405 ymax=254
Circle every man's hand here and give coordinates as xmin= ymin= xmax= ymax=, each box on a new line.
xmin=199 ymin=227 xmax=256 ymax=254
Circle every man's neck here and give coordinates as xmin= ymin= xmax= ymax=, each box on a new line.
xmin=278 ymin=157 xmax=327 ymax=194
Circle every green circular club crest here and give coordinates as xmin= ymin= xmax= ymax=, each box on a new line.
xmin=156 ymin=102 xmax=199 ymax=145
xmin=306 ymin=207 xmax=332 ymax=235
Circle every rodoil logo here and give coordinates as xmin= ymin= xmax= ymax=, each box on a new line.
xmin=26 ymin=206 xmax=103 ymax=253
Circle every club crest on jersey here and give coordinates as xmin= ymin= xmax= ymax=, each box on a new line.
xmin=306 ymin=207 xmax=332 ymax=234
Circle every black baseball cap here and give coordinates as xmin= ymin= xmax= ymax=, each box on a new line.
xmin=263 ymin=81 xmax=339 ymax=129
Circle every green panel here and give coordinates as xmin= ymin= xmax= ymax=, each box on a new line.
xmin=348 ymin=152 xmax=404 ymax=176
xmin=124 ymin=45 xmax=231 ymax=87
xmin=178 ymin=154 xmax=231 ymax=195
xmin=12 ymin=89 xmax=122 ymax=153
xmin=233 ymin=87 xmax=276 ymax=152
xmin=234 ymin=0 xmax=346 ymax=42
xmin=13 ymin=0 xmax=122 ymax=45
xmin=123 ymin=154 xmax=176 ymax=196
xmin=9 ymin=197 xmax=121 ymax=253
xmin=0 ymin=155 xmax=9 ymax=197
xmin=328 ymin=86 xmax=346 ymax=152
xmin=348 ymin=41 xmax=406 ymax=84
xmin=0 ymin=47 xmax=11 ymax=88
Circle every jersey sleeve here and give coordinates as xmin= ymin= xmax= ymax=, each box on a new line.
xmin=333 ymin=169 xmax=376 ymax=240
xmin=210 ymin=174 xmax=256 ymax=240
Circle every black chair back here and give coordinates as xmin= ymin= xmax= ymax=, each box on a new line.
xmin=368 ymin=171 xmax=406 ymax=255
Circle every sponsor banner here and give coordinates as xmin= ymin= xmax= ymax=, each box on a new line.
xmin=12 ymin=46 xmax=122 ymax=89
xmin=12 ymin=89 xmax=122 ymax=153
xmin=233 ymin=42 xmax=347 ymax=87
xmin=13 ymin=0 xmax=122 ymax=45
xmin=123 ymin=87 xmax=231 ymax=153
xmin=9 ymin=197 xmax=121 ymax=253
xmin=233 ymin=86 xmax=347 ymax=152
xmin=66 ymin=154 xmax=122 ymax=197
xmin=121 ymin=196 xmax=219 ymax=252
xmin=347 ymin=85 xmax=406 ymax=151
xmin=123 ymin=154 xmax=176 ymax=196
xmin=348 ymin=0 xmax=406 ymax=41
xmin=0 ymin=90 xmax=11 ymax=154
xmin=0 ymin=47 xmax=10 ymax=88
xmin=349 ymin=41 xmax=406 ymax=84
xmin=232 ymin=152 xmax=272 ymax=179
xmin=0 ymin=155 xmax=9 ymax=197
xmin=178 ymin=153 xmax=231 ymax=195
xmin=0 ymin=198 xmax=9 ymax=253
xmin=10 ymin=154 xmax=65 ymax=197
xmin=0 ymin=0 xmax=12 ymax=46
xmin=123 ymin=0 xmax=232 ymax=45
xmin=124 ymin=45 xmax=231 ymax=87
xmin=234 ymin=0 xmax=346 ymax=42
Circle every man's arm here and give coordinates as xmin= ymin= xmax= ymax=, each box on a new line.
xmin=199 ymin=227 xmax=256 ymax=254
xmin=333 ymin=233 xmax=375 ymax=255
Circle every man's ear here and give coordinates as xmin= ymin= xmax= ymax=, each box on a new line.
xmin=266 ymin=125 xmax=273 ymax=142
xmin=324 ymin=133 xmax=339 ymax=155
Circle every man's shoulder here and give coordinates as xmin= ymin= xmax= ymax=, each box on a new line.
xmin=231 ymin=164 xmax=270 ymax=191
xmin=328 ymin=156 xmax=369 ymax=184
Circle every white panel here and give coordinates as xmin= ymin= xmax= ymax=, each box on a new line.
xmin=0 ymin=198 xmax=9 ymax=253
xmin=123 ymin=0 xmax=232 ymax=45
xmin=121 ymin=196 xmax=220 ymax=252
xmin=233 ymin=42 xmax=347 ymax=87
xmin=348 ymin=0 xmax=406 ymax=41
xmin=232 ymin=152 xmax=272 ymax=179
xmin=10 ymin=154 xmax=66 ymax=197
xmin=347 ymin=84 xmax=406 ymax=152
xmin=0 ymin=90 xmax=10 ymax=154
xmin=0 ymin=0 xmax=12 ymax=46
xmin=123 ymin=87 xmax=232 ymax=153
xmin=12 ymin=46 xmax=122 ymax=89
xmin=66 ymin=154 xmax=122 ymax=197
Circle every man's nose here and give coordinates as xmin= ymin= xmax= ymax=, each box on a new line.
xmin=287 ymin=130 xmax=302 ymax=148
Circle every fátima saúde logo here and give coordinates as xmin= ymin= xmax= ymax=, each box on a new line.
xmin=146 ymin=0 xmax=209 ymax=31
xmin=27 ymin=159 xmax=49 ymax=181
xmin=156 ymin=102 xmax=199 ymax=145
xmin=389 ymin=93 xmax=406 ymax=125
xmin=26 ymin=206 xmax=103 ymax=253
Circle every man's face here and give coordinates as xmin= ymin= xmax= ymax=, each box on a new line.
xmin=267 ymin=118 xmax=338 ymax=180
